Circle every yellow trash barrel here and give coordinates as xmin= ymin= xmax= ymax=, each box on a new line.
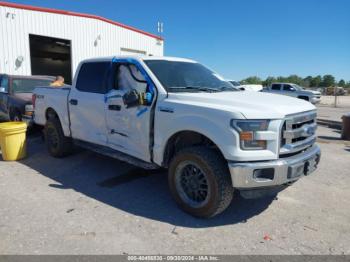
xmin=0 ymin=122 xmax=27 ymax=161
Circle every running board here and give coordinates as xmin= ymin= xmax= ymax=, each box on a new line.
xmin=74 ymin=140 xmax=160 ymax=170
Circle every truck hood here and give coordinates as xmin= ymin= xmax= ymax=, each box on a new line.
xmin=168 ymin=91 xmax=316 ymax=119
xmin=304 ymin=90 xmax=321 ymax=95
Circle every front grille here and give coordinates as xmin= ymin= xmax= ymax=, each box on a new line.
xmin=280 ymin=111 xmax=317 ymax=156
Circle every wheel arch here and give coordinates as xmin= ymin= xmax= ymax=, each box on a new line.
xmin=162 ymin=130 xmax=226 ymax=168
xmin=44 ymin=107 xmax=71 ymax=137
xmin=298 ymin=95 xmax=309 ymax=101
xmin=45 ymin=107 xmax=59 ymax=120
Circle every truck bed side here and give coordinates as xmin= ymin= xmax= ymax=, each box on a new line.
xmin=33 ymin=86 xmax=71 ymax=137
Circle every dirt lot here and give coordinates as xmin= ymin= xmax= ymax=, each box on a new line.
xmin=0 ymin=121 xmax=350 ymax=254
xmin=320 ymin=95 xmax=350 ymax=108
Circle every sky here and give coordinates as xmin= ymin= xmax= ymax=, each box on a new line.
xmin=6 ymin=0 xmax=350 ymax=81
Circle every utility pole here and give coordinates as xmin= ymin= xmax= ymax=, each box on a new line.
xmin=157 ymin=21 xmax=163 ymax=39
xmin=334 ymin=85 xmax=338 ymax=108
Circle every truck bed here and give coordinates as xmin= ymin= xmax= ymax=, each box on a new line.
xmin=33 ymin=86 xmax=71 ymax=136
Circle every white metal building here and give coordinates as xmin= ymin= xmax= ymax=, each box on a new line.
xmin=0 ymin=1 xmax=164 ymax=83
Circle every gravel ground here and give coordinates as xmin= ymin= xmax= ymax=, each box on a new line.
xmin=317 ymin=105 xmax=350 ymax=123
xmin=320 ymin=96 xmax=350 ymax=108
xmin=0 ymin=125 xmax=349 ymax=255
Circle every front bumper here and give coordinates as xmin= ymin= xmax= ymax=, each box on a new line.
xmin=228 ymin=144 xmax=321 ymax=189
xmin=311 ymin=97 xmax=321 ymax=104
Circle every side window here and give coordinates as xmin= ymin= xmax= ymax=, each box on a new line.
xmin=115 ymin=64 xmax=147 ymax=93
xmin=271 ymin=84 xmax=281 ymax=90
xmin=0 ymin=76 xmax=9 ymax=92
xmin=283 ymin=84 xmax=294 ymax=91
xmin=76 ymin=62 xmax=110 ymax=94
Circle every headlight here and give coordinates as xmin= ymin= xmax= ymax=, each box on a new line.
xmin=231 ymin=120 xmax=269 ymax=150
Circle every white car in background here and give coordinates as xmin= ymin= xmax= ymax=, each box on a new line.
xmin=227 ymin=80 xmax=263 ymax=92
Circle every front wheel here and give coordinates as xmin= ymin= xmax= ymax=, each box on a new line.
xmin=168 ymin=147 xmax=234 ymax=218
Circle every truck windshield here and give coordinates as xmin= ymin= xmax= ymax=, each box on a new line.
xmin=12 ymin=78 xmax=52 ymax=93
xmin=144 ymin=60 xmax=237 ymax=92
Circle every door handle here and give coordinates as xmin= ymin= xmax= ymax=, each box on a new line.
xmin=108 ymin=104 xmax=121 ymax=111
xmin=69 ymin=99 xmax=78 ymax=105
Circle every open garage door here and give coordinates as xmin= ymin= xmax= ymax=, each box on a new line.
xmin=29 ymin=34 xmax=72 ymax=84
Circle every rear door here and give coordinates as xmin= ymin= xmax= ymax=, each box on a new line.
xmin=270 ymin=84 xmax=282 ymax=94
xmin=68 ymin=61 xmax=111 ymax=145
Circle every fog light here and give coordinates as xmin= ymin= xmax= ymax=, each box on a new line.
xmin=253 ymin=168 xmax=274 ymax=181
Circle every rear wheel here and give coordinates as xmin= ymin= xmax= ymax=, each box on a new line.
xmin=168 ymin=147 xmax=234 ymax=218
xmin=44 ymin=117 xmax=73 ymax=157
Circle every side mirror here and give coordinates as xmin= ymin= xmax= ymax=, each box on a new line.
xmin=122 ymin=89 xmax=140 ymax=108
xmin=0 ymin=87 xmax=7 ymax=93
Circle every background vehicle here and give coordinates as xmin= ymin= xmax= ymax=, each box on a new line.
xmin=0 ymin=74 xmax=54 ymax=123
xmin=33 ymin=56 xmax=321 ymax=218
xmin=263 ymin=83 xmax=321 ymax=104
xmin=227 ymin=80 xmax=263 ymax=92
xmin=324 ymin=86 xmax=348 ymax=96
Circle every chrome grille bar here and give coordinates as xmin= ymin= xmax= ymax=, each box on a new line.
xmin=280 ymin=110 xmax=317 ymax=155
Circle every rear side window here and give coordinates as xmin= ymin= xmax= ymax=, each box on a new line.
xmin=76 ymin=62 xmax=110 ymax=93
xmin=12 ymin=78 xmax=51 ymax=93
xmin=271 ymin=84 xmax=281 ymax=90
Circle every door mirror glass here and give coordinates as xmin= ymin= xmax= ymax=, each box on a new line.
xmin=0 ymin=87 xmax=7 ymax=93
xmin=122 ymin=89 xmax=140 ymax=108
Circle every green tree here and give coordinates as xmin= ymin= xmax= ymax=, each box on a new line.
xmin=310 ymin=75 xmax=322 ymax=87
xmin=321 ymin=75 xmax=336 ymax=87
xmin=303 ymin=76 xmax=313 ymax=87
xmin=285 ymin=74 xmax=304 ymax=85
xmin=263 ymin=76 xmax=277 ymax=86
xmin=241 ymin=76 xmax=262 ymax=85
xmin=338 ymin=79 xmax=346 ymax=87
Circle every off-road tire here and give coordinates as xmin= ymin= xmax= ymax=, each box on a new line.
xmin=168 ymin=146 xmax=234 ymax=218
xmin=44 ymin=117 xmax=73 ymax=157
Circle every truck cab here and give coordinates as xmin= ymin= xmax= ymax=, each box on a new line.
xmin=33 ymin=56 xmax=321 ymax=218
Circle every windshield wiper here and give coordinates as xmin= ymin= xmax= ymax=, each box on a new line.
xmin=168 ymin=86 xmax=221 ymax=92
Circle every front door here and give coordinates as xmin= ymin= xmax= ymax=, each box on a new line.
xmin=282 ymin=84 xmax=298 ymax=98
xmin=69 ymin=62 xmax=110 ymax=145
xmin=105 ymin=61 xmax=154 ymax=162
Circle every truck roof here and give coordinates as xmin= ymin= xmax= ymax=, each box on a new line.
xmin=271 ymin=82 xmax=298 ymax=85
xmin=81 ymin=56 xmax=197 ymax=64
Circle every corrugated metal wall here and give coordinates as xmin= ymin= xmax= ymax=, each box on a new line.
xmin=0 ymin=5 xmax=164 ymax=78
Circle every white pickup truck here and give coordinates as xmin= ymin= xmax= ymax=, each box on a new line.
xmin=33 ymin=56 xmax=321 ymax=218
